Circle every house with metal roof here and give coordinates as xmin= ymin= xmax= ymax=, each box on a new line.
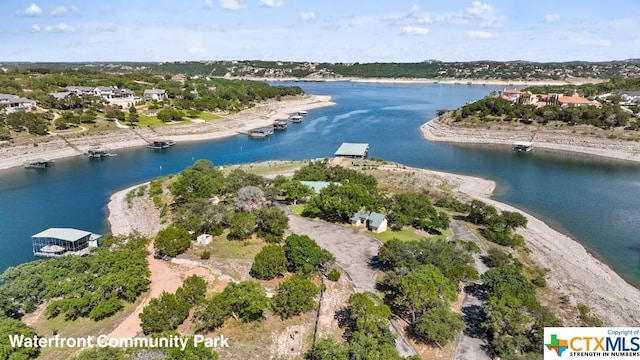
xmin=334 ymin=143 xmax=369 ymax=159
xmin=300 ymin=181 xmax=333 ymax=194
xmin=143 ymin=89 xmax=167 ymax=101
xmin=350 ymin=210 xmax=388 ymax=233
xmin=366 ymin=212 xmax=388 ymax=233
xmin=31 ymin=228 xmax=101 ymax=257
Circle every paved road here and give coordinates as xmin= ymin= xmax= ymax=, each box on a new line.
xmin=450 ymin=220 xmax=492 ymax=360
xmin=285 ymin=211 xmax=417 ymax=357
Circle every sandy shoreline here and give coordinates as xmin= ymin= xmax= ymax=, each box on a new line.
xmin=0 ymin=94 xmax=334 ymax=171
xmin=223 ymin=76 xmax=603 ymax=86
xmin=421 ymin=117 xmax=640 ymax=163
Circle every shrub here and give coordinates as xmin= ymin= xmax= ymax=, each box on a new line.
xmin=250 ymin=245 xmax=288 ymax=280
xmin=200 ymin=250 xmax=211 ymax=260
xmin=155 ymin=226 xmax=192 ymax=257
xmin=327 ymin=268 xmax=341 ymax=282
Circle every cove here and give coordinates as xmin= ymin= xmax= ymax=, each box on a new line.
xmin=1 ymin=81 xmax=640 ymax=287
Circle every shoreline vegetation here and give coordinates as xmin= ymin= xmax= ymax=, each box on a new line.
xmin=0 ymin=94 xmax=334 ymax=171
xmin=421 ymin=116 xmax=640 ymax=163
xmin=106 ymin=160 xmax=640 ymax=329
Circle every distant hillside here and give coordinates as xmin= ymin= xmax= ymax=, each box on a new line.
xmin=3 ymin=60 xmax=640 ymax=80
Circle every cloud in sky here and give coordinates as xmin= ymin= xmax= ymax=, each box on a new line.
xmin=468 ymin=30 xmax=492 ymax=39
xmin=258 ymin=0 xmax=285 ymax=7
xmin=543 ymin=13 xmax=560 ymax=24
xmin=219 ymin=0 xmax=246 ymax=11
xmin=3 ymin=1 xmax=639 ymax=62
xmin=22 ymin=3 xmax=43 ymax=17
xmin=299 ymin=11 xmax=315 ymax=21
xmin=52 ymin=6 xmax=78 ymax=16
xmin=402 ymin=26 xmax=430 ymax=35
xmin=44 ymin=23 xmax=74 ymax=33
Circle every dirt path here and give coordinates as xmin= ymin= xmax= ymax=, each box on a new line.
xmin=284 ymin=210 xmax=417 ymax=357
xmin=450 ymin=220 xmax=491 ymax=360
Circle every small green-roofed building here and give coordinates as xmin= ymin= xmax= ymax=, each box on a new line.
xmin=334 ymin=143 xmax=369 ymax=159
xmin=300 ymin=181 xmax=333 ymax=194
xmin=31 ymin=228 xmax=101 ymax=258
xmin=367 ymin=212 xmax=388 ymax=233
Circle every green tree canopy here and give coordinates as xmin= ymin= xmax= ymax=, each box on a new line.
xmin=155 ymin=226 xmax=192 ymax=257
xmin=250 ymin=245 xmax=288 ymax=280
xmin=283 ymin=234 xmax=334 ymax=275
xmin=271 ymin=276 xmax=319 ymax=319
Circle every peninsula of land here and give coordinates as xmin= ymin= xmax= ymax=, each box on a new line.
xmin=0 ymin=94 xmax=334 ymax=171
xmin=421 ymin=116 xmax=640 ymax=163
xmin=107 ymin=160 xmax=640 ymax=331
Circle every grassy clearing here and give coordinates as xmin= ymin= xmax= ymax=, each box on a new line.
xmin=137 ymin=114 xmax=166 ymax=127
xmin=372 ymin=227 xmax=450 ymax=243
xmin=31 ymin=297 xmax=144 ymax=360
xmin=200 ymin=233 xmax=266 ymax=260
xmin=191 ymin=112 xmax=221 ymax=121
xmin=289 ymin=204 xmax=305 ymax=216
xmin=209 ymin=311 xmax=315 ymax=360
xmin=230 ymin=160 xmax=305 ymax=177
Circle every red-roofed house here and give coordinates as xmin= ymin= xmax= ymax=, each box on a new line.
xmin=557 ymin=93 xmax=601 ymax=108
xmin=171 ymin=74 xmax=186 ymax=82
xmin=503 ymin=88 xmax=522 ymax=101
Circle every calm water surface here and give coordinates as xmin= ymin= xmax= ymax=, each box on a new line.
xmin=2 ymin=81 xmax=640 ymax=286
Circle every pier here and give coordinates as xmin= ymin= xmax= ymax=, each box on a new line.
xmin=248 ymin=126 xmax=275 ymax=138
xmin=24 ymin=159 xmax=55 ymax=169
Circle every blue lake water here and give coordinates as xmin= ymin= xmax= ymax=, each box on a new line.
xmin=2 ymin=81 xmax=640 ymax=287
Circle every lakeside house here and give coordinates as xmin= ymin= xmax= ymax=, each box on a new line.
xmin=31 ymin=228 xmax=101 ymax=257
xmin=334 ymin=143 xmax=369 ymax=159
xmin=0 ymin=94 xmax=36 ymax=113
xmin=65 ymin=86 xmax=94 ymax=96
xmin=618 ymin=91 xmax=640 ymax=105
xmin=65 ymin=86 xmax=135 ymax=101
xmin=143 ymin=88 xmax=167 ymax=101
xmin=50 ymin=91 xmax=72 ymax=100
xmin=171 ymin=74 xmax=186 ymax=82
xmin=350 ymin=210 xmax=388 ymax=233
xmin=557 ymin=93 xmax=601 ymax=108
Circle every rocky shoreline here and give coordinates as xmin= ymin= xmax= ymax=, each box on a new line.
xmin=421 ymin=117 xmax=640 ymax=163
xmin=0 ymin=94 xmax=334 ymax=171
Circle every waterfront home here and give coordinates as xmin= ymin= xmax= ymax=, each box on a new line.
xmin=171 ymin=74 xmax=186 ymax=82
xmin=618 ymin=91 xmax=640 ymax=105
xmin=334 ymin=143 xmax=369 ymax=159
xmin=349 ymin=210 xmax=388 ymax=233
xmin=3 ymin=97 xmax=36 ymax=113
xmin=65 ymin=86 xmax=95 ymax=96
xmin=503 ymin=88 xmax=522 ymax=101
xmin=50 ymin=91 xmax=72 ymax=100
xmin=31 ymin=228 xmax=101 ymax=257
xmin=143 ymin=89 xmax=167 ymax=101
xmin=557 ymin=93 xmax=601 ymax=108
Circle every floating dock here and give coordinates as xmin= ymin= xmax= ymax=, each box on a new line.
xmin=273 ymin=120 xmax=288 ymax=130
xmin=86 ymin=145 xmax=117 ymax=158
xmin=24 ymin=158 xmax=55 ymax=169
xmin=248 ymin=126 xmax=275 ymax=138
xmin=512 ymin=141 xmax=533 ymax=152
xmin=289 ymin=115 xmax=303 ymax=123
xmin=146 ymin=139 xmax=176 ymax=149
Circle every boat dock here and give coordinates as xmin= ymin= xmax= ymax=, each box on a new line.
xmin=289 ymin=115 xmax=303 ymax=123
xmin=24 ymin=158 xmax=55 ymax=169
xmin=248 ymin=126 xmax=275 ymax=138
xmin=146 ymin=139 xmax=176 ymax=149
xmin=31 ymin=228 xmax=101 ymax=257
xmin=86 ymin=145 xmax=117 ymax=158
xmin=273 ymin=120 xmax=288 ymax=130
xmin=512 ymin=141 xmax=533 ymax=152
